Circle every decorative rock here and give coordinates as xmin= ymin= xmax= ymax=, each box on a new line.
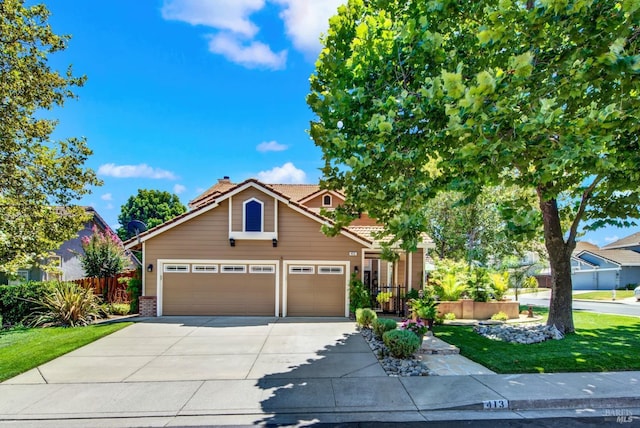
xmin=360 ymin=327 xmax=431 ymax=376
xmin=474 ymin=323 xmax=564 ymax=344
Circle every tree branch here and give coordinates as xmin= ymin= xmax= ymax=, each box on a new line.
xmin=567 ymin=175 xmax=603 ymax=244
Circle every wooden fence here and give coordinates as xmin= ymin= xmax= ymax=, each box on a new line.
xmin=72 ymin=272 xmax=135 ymax=303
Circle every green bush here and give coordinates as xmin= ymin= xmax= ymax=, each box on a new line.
xmin=372 ymin=318 xmax=397 ymax=339
xmin=349 ymin=273 xmax=371 ymax=313
xmin=491 ymin=311 xmax=509 ymax=321
xmin=127 ymin=276 xmax=142 ymax=313
xmin=108 ymin=303 xmax=131 ymax=315
xmin=355 ymin=308 xmax=377 ymax=328
xmin=444 ymin=312 xmax=456 ymax=321
xmin=0 ymin=282 xmax=54 ymax=326
xmin=382 ymin=329 xmax=421 ymax=358
xmin=467 ymin=267 xmax=491 ymax=302
xmin=29 ymin=281 xmax=102 ymax=327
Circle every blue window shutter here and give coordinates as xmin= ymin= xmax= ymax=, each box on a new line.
xmin=245 ymin=200 xmax=262 ymax=231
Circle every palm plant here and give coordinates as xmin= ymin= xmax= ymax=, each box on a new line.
xmin=436 ymin=272 xmax=467 ymax=301
xmin=489 ymin=271 xmax=510 ymax=301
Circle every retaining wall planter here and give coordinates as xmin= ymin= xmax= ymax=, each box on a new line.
xmin=437 ymin=299 xmax=519 ymax=320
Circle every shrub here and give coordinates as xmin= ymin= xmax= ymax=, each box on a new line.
xmin=0 ymin=282 xmax=54 ymax=326
xmin=491 ymin=311 xmax=509 ymax=321
xmin=108 ymin=303 xmax=131 ymax=315
xmin=355 ymin=308 xmax=377 ymax=328
xmin=467 ymin=267 xmax=491 ymax=302
xmin=372 ymin=318 xmax=397 ymax=339
xmin=376 ymin=291 xmax=392 ymax=304
xmin=489 ymin=271 xmax=510 ymax=300
xmin=29 ymin=281 xmax=102 ymax=327
xmin=382 ymin=329 xmax=421 ymax=358
xmin=434 ymin=272 xmax=467 ymax=301
xmin=444 ymin=312 xmax=456 ymax=321
xmin=127 ymin=276 xmax=142 ymax=313
xmin=80 ymin=225 xmax=130 ymax=279
xmin=349 ymin=273 xmax=371 ymax=313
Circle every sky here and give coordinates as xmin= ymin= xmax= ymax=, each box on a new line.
xmin=40 ymin=0 xmax=637 ymax=246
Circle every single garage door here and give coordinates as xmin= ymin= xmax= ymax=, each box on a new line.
xmin=286 ymin=264 xmax=346 ymax=317
xmin=162 ymin=262 xmax=276 ymax=316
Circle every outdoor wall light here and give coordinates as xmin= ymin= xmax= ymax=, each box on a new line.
xmin=147 ymin=264 xmax=153 ymax=272
xmin=229 ymin=238 xmax=236 ymax=247
xmin=272 ymin=238 xmax=278 ymax=248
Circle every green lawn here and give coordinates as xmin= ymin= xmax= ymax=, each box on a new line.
xmin=434 ymin=307 xmax=640 ymax=373
xmin=574 ymin=290 xmax=634 ymax=300
xmin=0 ymin=322 xmax=132 ymax=382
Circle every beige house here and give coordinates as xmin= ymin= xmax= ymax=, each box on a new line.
xmin=125 ymin=178 xmax=433 ymax=317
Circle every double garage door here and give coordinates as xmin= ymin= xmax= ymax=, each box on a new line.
xmin=161 ymin=261 xmax=347 ymax=317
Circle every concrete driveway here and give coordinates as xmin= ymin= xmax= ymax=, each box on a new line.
xmin=5 ymin=316 xmax=385 ymax=384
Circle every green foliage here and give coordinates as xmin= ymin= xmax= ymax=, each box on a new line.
xmin=355 ymin=308 xmax=377 ymax=328
xmin=376 ymin=291 xmax=392 ymax=304
xmin=117 ymin=189 xmax=186 ymax=240
xmin=372 ymin=318 xmax=397 ymax=339
xmin=491 ymin=311 xmax=509 ymax=321
xmin=489 ymin=272 xmax=510 ymax=301
xmin=403 ymin=288 xmax=420 ymax=300
xmin=106 ymin=303 xmax=130 ymax=316
xmin=309 ymin=0 xmax=640 ymax=334
xmin=80 ymin=225 xmax=130 ymax=278
xmin=399 ymin=318 xmax=428 ymax=338
xmin=28 ymin=282 xmax=102 ymax=327
xmin=433 ymin=272 xmax=467 ymax=301
xmin=127 ymin=275 xmax=142 ymax=314
xmin=467 ymin=268 xmax=491 ymax=302
xmin=0 ymin=282 xmax=53 ymax=326
xmin=382 ymin=329 xmax=421 ymax=358
xmin=349 ymin=273 xmax=370 ymax=313
xmin=0 ymin=1 xmax=100 ymax=273
xmin=408 ymin=295 xmax=438 ymax=320
xmin=444 ymin=312 xmax=456 ymax=321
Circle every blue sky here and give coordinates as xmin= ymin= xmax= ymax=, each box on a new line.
xmin=41 ymin=0 xmax=637 ymax=246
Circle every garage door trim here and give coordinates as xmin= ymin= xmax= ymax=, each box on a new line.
xmin=156 ymin=258 xmax=279 ymax=317
xmin=282 ymin=260 xmax=350 ymax=318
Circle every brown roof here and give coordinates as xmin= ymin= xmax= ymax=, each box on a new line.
xmin=266 ymin=184 xmax=322 ymax=202
xmin=601 ymin=231 xmax=640 ymax=250
xmin=126 ymin=178 xmax=373 ymax=250
xmin=347 ymin=226 xmax=433 ymax=248
xmin=574 ymin=241 xmax=600 ymax=253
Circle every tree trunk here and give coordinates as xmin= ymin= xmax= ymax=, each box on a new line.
xmin=538 ymin=194 xmax=575 ymax=334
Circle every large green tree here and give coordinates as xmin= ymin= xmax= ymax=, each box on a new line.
xmin=117 ymin=189 xmax=186 ymax=240
xmin=0 ymin=0 xmax=100 ymax=274
xmin=308 ymin=0 xmax=640 ymax=333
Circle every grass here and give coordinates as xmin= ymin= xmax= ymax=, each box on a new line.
xmin=434 ymin=306 xmax=640 ymax=373
xmin=0 ymin=322 xmax=132 ymax=382
xmin=574 ymin=290 xmax=634 ymax=300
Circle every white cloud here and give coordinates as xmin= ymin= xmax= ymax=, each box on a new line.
xmin=604 ymin=235 xmax=620 ymax=243
xmin=98 ymin=163 xmax=177 ymax=180
xmin=257 ymin=162 xmax=306 ymax=183
xmin=173 ymin=184 xmax=187 ymax=195
xmin=161 ymin=0 xmax=264 ymax=37
xmin=273 ymin=0 xmax=344 ymax=57
xmin=208 ymin=33 xmax=287 ymax=70
xmin=257 ymin=140 xmax=288 ymax=152
xmin=100 ymin=193 xmax=113 ymax=201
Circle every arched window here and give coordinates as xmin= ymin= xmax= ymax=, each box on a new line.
xmin=244 ymin=198 xmax=263 ymax=232
xmin=323 ymin=194 xmax=332 ymax=206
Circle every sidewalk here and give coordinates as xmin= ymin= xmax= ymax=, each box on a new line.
xmin=1 ymin=371 xmax=639 ymax=426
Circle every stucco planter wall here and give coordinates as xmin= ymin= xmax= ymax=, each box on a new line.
xmin=437 ymin=299 xmax=519 ymax=320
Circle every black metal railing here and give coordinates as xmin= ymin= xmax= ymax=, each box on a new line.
xmin=371 ymin=284 xmax=408 ymax=316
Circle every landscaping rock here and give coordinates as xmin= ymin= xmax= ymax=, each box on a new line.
xmin=474 ymin=323 xmax=564 ymax=344
xmin=360 ymin=327 xmax=431 ymax=376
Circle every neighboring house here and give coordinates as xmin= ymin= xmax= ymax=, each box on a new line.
xmin=0 ymin=207 xmax=139 ymax=285
xmin=124 ymin=177 xmax=434 ymax=317
xmin=571 ymin=237 xmax=640 ymax=290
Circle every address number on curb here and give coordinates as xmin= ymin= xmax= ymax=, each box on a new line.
xmin=483 ymin=400 xmax=509 ymax=409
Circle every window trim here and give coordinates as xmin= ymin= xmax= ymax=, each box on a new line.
xmin=163 ymin=264 xmax=190 ymax=273
xmin=221 ymin=264 xmax=247 ymax=273
xmin=322 ymin=194 xmax=332 ymax=207
xmin=289 ymin=266 xmax=315 ymax=274
xmin=250 ymin=265 xmax=275 ymax=274
xmin=243 ymin=198 xmax=264 ymax=232
xmin=318 ymin=266 xmax=344 ymax=275
xmin=192 ymin=264 xmax=218 ymax=273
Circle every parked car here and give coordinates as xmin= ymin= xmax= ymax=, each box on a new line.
xmin=635 ymin=285 xmax=640 ymax=301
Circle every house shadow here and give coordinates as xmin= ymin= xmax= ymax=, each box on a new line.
xmin=250 ymin=319 xmax=404 ymax=427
